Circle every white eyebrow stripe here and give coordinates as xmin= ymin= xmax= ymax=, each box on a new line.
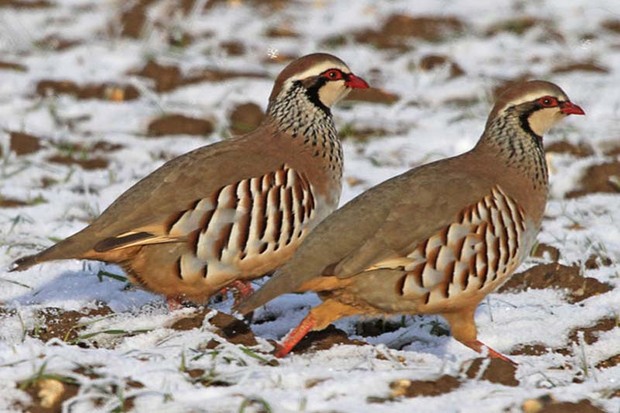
xmin=495 ymin=90 xmax=568 ymax=113
xmin=288 ymin=61 xmax=351 ymax=81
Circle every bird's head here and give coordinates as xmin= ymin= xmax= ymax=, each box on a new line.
xmin=488 ymin=80 xmax=584 ymax=138
xmin=268 ymin=53 xmax=369 ymax=114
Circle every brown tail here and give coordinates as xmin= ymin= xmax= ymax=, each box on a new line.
xmin=9 ymin=230 xmax=95 ymax=272
xmin=234 ymin=269 xmax=296 ymax=315
xmin=9 ymin=253 xmax=42 ymax=272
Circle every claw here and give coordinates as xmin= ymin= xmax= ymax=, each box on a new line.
xmin=166 ymin=296 xmax=184 ymax=311
xmin=274 ymin=314 xmax=316 ymax=358
xmin=465 ymin=339 xmax=517 ymax=365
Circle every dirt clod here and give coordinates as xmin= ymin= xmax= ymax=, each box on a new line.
xmin=552 ymin=62 xmax=609 ymax=74
xmin=389 ymin=375 xmax=460 ymax=398
xmin=510 ymin=343 xmax=552 ymax=357
xmin=9 ymin=132 xmax=42 ymax=155
xmin=535 ymin=399 xmax=604 ymax=413
xmin=584 ymin=254 xmax=613 ymax=270
xmin=292 ymin=324 xmax=365 ymax=355
xmin=220 ymin=40 xmax=245 ymax=56
xmin=566 ymin=161 xmax=620 ymax=198
xmin=545 ymin=141 xmax=594 ymax=158
xmin=596 ymin=353 xmax=620 ymax=369
xmin=464 ymin=358 xmax=518 ymax=386
xmin=354 ymin=14 xmax=466 ymax=49
xmin=499 ymin=263 xmax=612 ymax=303
xmin=355 ymin=318 xmax=403 ymax=337
xmin=119 ymin=0 xmax=156 ymax=39
xmin=0 ymin=0 xmax=51 ymax=8
xmin=602 ymin=19 xmax=620 ymax=34
xmin=521 ymin=395 xmax=605 ymax=413
xmin=36 ymin=80 xmax=140 ymax=101
xmin=22 ymin=379 xmax=79 ymax=413
xmin=133 ymin=60 xmax=268 ymax=93
xmin=419 ymin=54 xmax=465 ymax=78
xmin=133 ymin=60 xmax=182 ymax=92
xmin=0 ymin=196 xmax=29 ymax=208
xmin=47 ymin=154 xmax=109 ymax=170
xmin=33 ymin=305 xmax=113 ymax=344
xmin=346 ymin=87 xmax=400 ymax=105
xmin=147 ymin=114 xmax=215 ymax=137
xmin=531 ymin=243 xmax=560 ymax=262
xmin=170 ymin=309 xmax=257 ymax=347
xmin=0 ymin=60 xmax=27 ymax=71
xmin=568 ymin=317 xmax=617 ymax=346
xmin=228 ymin=102 xmax=265 ymax=135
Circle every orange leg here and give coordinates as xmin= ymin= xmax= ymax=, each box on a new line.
xmin=218 ymin=280 xmax=254 ymax=306
xmin=166 ymin=296 xmax=184 ymax=311
xmin=462 ymin=339 xmax=516 ymax=365
xmin=275 ymin=299 xmax=361 ymax=358
xmin=230 ymin=280 xmax=254 ymax=305
xmin=442 ymin=308 xmax=516 ymax=365
xmin=275 ymin=313 xmax=316 ymax=358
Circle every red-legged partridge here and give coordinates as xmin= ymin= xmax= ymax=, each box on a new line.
xmin=10 ymin=53 xmax=369 ymax=306
xmin=237 ymin=80 xmax=584 ymax=362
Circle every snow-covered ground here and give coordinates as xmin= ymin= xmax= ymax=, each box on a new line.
xmin=0 ymin=0 xmax=619 ymax=411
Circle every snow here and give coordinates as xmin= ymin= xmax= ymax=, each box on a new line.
xmin=1 ymin=0 xmax=619 ymax=412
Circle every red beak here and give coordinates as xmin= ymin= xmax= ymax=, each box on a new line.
xmin=345 ymin=73 xmax=369 ymax=89
xmin=560 ymin=101 xmax=585 ymax=115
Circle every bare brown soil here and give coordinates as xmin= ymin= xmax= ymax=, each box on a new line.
xmin=32 ymin=304 xmax=113 ymax=344
xmin=147 ymin=114 xmax=215 ymax=137
xmin=131 ymin=60 xmax=268 ymax=93
xmin=0 ymin=60 xmax=27 ymax=71
xmin=531 ymin=243 xmax=561 ymax=261
xmin=346 ymin=87 xmax=400 ymax=104
xmin=170 ymin=308 xmax=258 ymax=347
xmin=499 ymin=263 xmax=612 ymax=303
xmin=389 ymin=375 xmax=460 ymax=398
xmin=0 ymin=197 xmax=29 ymax=208
xmin=545 ymin=141 xmax=594 ymax=157
xmin=485 ymin=16 xmax=546 ymax=36
xmin=36 ymin=80 xmax=140 ymax=101
xmin=566 ymin=161 xmax=620 ymax=198
xmin=47 ymin=154 xmax=109 ymax=170
xmin=228 ymin=102 xmax=265 ymax=135
xmin=552 ymin=62 xmax=609 ymax=74
xmin=419 ymin=54 xmax=465 ymax=78
xmin=463 ymin=358 xmax=518 ymax=386
xmin=9 ymin=131 xmax=43 ymax=155
xmin=289 ymin=324 xmax=365 ymax=355
xmin=0 ymin=0 xmax=51 ymax=8
xmin=353 ymin=14 xmax=467 ymax=49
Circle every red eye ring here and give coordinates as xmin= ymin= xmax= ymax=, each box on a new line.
xmin=323 ymin=69 xmax=343 ymax=80
xmin=537 ymin=96 xmax=559 ymax=107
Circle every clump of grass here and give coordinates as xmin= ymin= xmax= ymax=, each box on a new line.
xmin=18 ymin=361 xmax=78 ymax=391
xmin=239 ymin=396 xmax=273 ymax=413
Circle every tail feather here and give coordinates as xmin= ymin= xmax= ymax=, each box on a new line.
xmin=9 ymin=230 xmax=95 ymax=272
xmin=234 ymin=270 xmax=294 ymax=315
xmin=9 ymin=253 xmax=41 ymax=272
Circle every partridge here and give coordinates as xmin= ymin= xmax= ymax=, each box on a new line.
xmin=237 ymin=80 xmax=584 ymax=361
xmin=10 ymin=53 xmax=369 ymax=306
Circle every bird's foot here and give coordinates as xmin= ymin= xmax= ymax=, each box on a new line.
xmin=274 ymin=314 xmax=316 ymax=358
xmin=218 ymin=280 xmax=254 ymax=306
xmin=166 ymin=296 xmax=184 ymax=311
xmin=230 ymin=280 xmax=254 ymax=306
xmin=465 ymin=339 xmax=517 ymax=365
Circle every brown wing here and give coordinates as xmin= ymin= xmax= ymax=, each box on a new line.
xmin=90 ymin=131 xmax=288 ymax=239
xmin=236 ymin=152 xmax=498 ymax=314
xmin=12 ymin=126 xmax=320 ymax=269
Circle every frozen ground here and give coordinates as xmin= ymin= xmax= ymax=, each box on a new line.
xmin=0 ymin=0 xmax=619 ymax=412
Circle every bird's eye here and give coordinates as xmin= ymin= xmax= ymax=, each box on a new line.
xmin=537 ymin=96 xmax=558 ymax=107
xmin=323 ymin=69 xmax=343 ymax=80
